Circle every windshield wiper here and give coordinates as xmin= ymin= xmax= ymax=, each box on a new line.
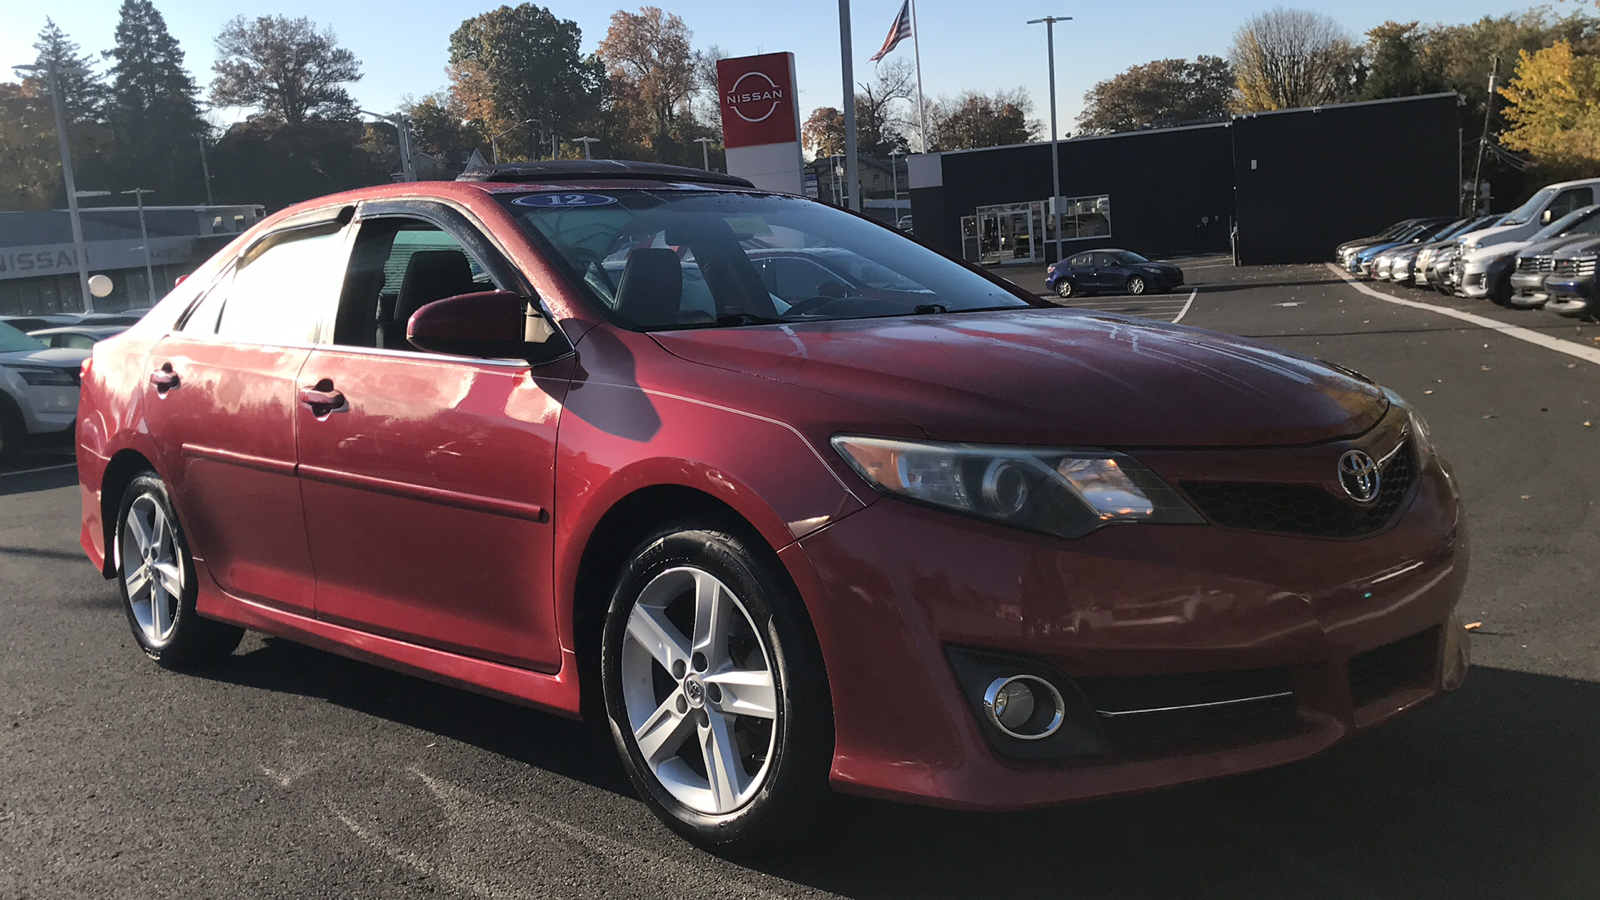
xmin=713 ymin=313 xmax=788 ymax=326
xmin=912 ymin=303 xmax=949 ymax=315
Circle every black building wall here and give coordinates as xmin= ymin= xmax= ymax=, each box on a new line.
xmin=916 ymin=124 xmax=1234 ymax=264
xmin=1231 ymin=93 xmax=1460 ymax=264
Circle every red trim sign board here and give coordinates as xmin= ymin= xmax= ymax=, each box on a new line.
xmin=716 ymin=52 xmax=804 ymax=194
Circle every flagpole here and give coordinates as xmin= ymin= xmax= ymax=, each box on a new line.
xmin=910 ymin=0 xmax=928 ymax=152
xmin=840 ymin=0 xmax=861 ymax=212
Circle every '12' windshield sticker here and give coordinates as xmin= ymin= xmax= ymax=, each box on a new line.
xmin=514 ymin=193 xmax=618 ymax=208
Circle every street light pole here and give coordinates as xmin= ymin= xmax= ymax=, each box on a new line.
xmin=695 ymin=137 xmax=714 ymax=170
xmin=889 ymin=148 xmax=905 ymax=223
xmin=196 ymin=134 xmax=214 ymax=206
xmin=360 ymin=110 xmax=417 ymax=181
xmin=122 ymin=189 xmax=158 ymax=305
xmin=1027 ymin=15 xmax=1071 ymax=265
xmin=490 ymin=119 xmax=536 ymax=164
xmin=575 ymin=136 xmax=599 ymax=159
xmin=15 ymin=59 xmax=95 ymax=312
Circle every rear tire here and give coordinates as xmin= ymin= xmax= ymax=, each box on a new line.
xmin=114 ymin=473 xmax=243 ymax=669
xmin=1055 ymin=279 xmax=1075 ymax=299
xmin=601 ymin=523 xmax=831 ymax=855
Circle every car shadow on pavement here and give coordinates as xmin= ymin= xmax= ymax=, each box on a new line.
xmin=196 ymin=639 xmax=1596 ymax=898
xmin=0 ymin=464 xmax=77 ymax=497
xmin=753 ymin=666 xmax=1598 ymax=899
xmin=201 ymin=636 xmax=635 ymax=795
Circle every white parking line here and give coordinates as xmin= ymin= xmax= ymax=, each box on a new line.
xmin=1172 ymin=289 xmax=1199 ymax=323
xmin=0 ymin=462 xmax=76 ymax=478
xmin=1325 ymin=263 xmax=1600 ymax=366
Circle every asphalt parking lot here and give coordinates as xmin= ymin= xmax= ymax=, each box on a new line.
xmin=3 ymin=261 xmax=1598 ymax=899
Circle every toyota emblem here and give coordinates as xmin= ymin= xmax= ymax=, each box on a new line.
xmin=1338 ymin=450 xmax=1381 ymax=504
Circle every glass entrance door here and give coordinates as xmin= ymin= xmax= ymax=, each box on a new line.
xmin=975 ymin=203 xmax=1038 ymax=265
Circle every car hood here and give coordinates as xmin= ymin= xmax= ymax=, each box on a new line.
xmin=650 ymin=309 xmax=1388 ymax=447
xmin=1463 ymin=238 xmax=1531 ymax=264
xmin=1552 ymin=235 xmax=1600 ymax=259
xmin=0 ymin=347 xmax=90 ymax=367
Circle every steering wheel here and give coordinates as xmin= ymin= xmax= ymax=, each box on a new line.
xmin=780 ymin=295 xmax=852 ymax=318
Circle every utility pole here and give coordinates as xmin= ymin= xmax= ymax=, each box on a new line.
xmin=14 ymin=59 xmax=94 ymax=312
xmin=696 ymin=137 xmax=715 ymax=170
xmin=197 ymin=134 xmax=214 ymax=206
xmin=1470 ymin=55 xmax=1500 ymax=216
xmin=889 ymin=148 xmax=905 ymax=222
xmin=1028 ymin=15 xmax=1071 ymax=265
xmin=838 ymin=0 xmax=861 ymax=212
xmin=122 ymin=189 xmax=158 ymax=305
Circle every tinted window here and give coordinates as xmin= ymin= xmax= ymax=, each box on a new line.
xmin=57 ymin=333 xmax=98 ymax=350
xmin=1549 ymin=188 xmax=1594 ymax=222
xmin=215 ymin=228 xmax=347 ymax=344
xmin=1069 ymin=254 xmax=1091 ymax=266
xmin=0 ymin=321 xmax=45 ymax=353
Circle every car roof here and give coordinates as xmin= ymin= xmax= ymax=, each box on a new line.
xmin=457 ymin=159 xmax=754 ymax=188
xmin=27 ymin=324 xmax=125 ymax=337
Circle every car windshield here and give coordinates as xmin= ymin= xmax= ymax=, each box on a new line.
xmin=0 ymin=321 xmax=48 ymax=353
xmin=1110 ymin=251 xmax=1150 ymax=264
xmin=501 ymin=189 xmax=1032 ymax=329
xmin=1500 ymin=187 xmax=1557 ymax=226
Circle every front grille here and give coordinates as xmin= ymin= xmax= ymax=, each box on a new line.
xmin=1180 ymin=441 xmax=1417 ymax=539
xmin=1554 ymin=255 xmax=1598 ymax=278
xmin=1517 ymin=255 xmax=1554 ymax=274
xmin=1348 ymin=628 xmax=1439 ymax=708
xmin=1075 ymin=667 xmax=1298 ymax=755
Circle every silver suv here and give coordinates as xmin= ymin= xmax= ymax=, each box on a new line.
xmin=0 ymin=321 xmax=89 ymax=460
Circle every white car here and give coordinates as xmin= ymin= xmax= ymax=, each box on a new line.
xmin=0 ymin=321 xmax=90 ymax=460
xmin=1457 ymin=193 xmax=1600 ymax=300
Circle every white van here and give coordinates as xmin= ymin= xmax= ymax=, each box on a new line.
xmin=1456 ymin=177 xmax=1600 ymax=298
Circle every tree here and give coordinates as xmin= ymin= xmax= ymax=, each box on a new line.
xmin=30 ymin=19 xmax=108 ymax=123
xmin=403 ymin=91 xmax=480 ymax=161
xmin=1360 ymin=21 xmax=1444 ymax=100
xmin=597 ymin=7 xmax=701 ymax=162
xmin=1498 ymin=41 xmax=1600 ymax=179
xmin=210 ymin=15 xmax=361 ymax=125
xmin=1230 ymin=8 xmax=1361 ymax=111
xmin=1077 ymin=56 xmax=1234 ymax=134
xmin=0 ymin=81 xmax=63 ymax=210
xmin=928 ymin=88 xmax=1039 ymax=151
xmin=447 ymin=4 xmax=604 ymax=161
xmin=855 ymin=59 xmax=914 ymax=156
xmin=106 ymin=0 xmax=209 ymax=201
xmin=802 ymin=106 xmax=845 ymax=159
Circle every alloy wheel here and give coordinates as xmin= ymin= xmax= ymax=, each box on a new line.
xmin=1127 ymin=276 xmax=1147 ymax=295
xmin=620 ymin=566 xmax=778 ymax=815
xmin=1055 ymin=280 xmax=1074 ymax=299
xmin=120 ymin=494 xmax=183 ymax=646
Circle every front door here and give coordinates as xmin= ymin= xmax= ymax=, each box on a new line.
xmin=141 ymin=221 xmax=351 ymax=613
xmin=294 ymin=208 xmax=569 ymax=671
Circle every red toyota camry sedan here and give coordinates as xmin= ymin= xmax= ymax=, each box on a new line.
xmin=75 ymin=161 xmax=1469 ymax=852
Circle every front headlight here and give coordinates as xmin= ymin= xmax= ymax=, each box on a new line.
xmin=8 ymin=366 xmax=77 ymax=387
xmin=831 ymin=436 xmax=1203 ymax=538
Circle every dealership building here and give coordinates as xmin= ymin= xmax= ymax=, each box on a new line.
xmin=907 ymin=92 xmax=1463 ymax=266
xmin=0 ymin=203 xmax=263 ymax=317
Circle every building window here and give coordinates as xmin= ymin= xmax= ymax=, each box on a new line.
xmin=1057 ymin=195 xmax=1111 ymax=240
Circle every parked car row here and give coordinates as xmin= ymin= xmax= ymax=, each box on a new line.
xmin=1336 ymin=177 xmax=1600 ymax=320
xmin=0 ymin=309 xmax=145 ymax=459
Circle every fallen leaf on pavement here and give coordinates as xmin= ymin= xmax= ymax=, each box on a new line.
xmin=1521 ymin=495 xmax=1531 ymax=500
xmin=1465 ymin=622 xmax=1483 ymax=631
xmin=1424 ymin=389 xmax=1434 ymax=394
xmin=1482 ymin=414 xmax=1498 ymax=419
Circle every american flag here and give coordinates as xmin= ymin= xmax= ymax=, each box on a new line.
xmin=870 ymin=1 xmax=913 ymax=62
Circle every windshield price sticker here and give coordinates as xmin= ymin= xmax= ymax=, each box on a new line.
xmin=515 ymin=193 xmax=618 ymax=208
xmin=725 ymin=216 xmax=772 ymax=236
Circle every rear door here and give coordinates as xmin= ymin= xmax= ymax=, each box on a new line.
xmin=141 ymin=216 xmax=352 ymax=613
xmin=294 ymin=201 xmax=571 ymax=671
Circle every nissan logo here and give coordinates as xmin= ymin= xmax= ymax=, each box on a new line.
xmin=1338 ymin=450 xmax=1381 ymax=504
xmin=724 ymin=71 xmax=784 ymax=123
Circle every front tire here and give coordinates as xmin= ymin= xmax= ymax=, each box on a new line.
xmin=601 ymin=524 xmax=830 ymax=854
xmin=1126 ymin=275 xmax=1148 ymax=295
xmin=114 ymin=473 xmax=243 ymax=669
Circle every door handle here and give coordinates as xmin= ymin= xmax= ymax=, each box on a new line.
xmin=299 ymin=383 xmax=347 ymax=415
xmin=150 ymin=364 xmax=180 ymax=391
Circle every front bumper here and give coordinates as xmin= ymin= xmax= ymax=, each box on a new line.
xmin=1460 ymin=267 xmax=1490 ymax=298
xmin=1509 ymin=271 xmax=1551 ymax=307
xmin=1544 ymin=278 xmax=1595 ymax=316
xmin=789 ymin=416 xmax=1469 ymax=810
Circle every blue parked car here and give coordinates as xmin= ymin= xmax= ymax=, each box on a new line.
xmin=1045 ymin=249 xmax=1185 ymax=299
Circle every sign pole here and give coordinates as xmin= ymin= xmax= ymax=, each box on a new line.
xmin=839 ymin=0 xmax=861 ymax=212
xmin=910 ymin=0 xmax=928 ymax=152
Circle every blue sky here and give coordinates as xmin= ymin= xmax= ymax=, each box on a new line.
xmin=4 ymin=0 xmax=1536 ymax=135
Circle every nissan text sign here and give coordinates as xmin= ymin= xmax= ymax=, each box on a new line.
xmin=716 ymin=52 xmax=803 ymax=193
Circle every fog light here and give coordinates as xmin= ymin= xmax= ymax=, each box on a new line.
xmin=983 ymin=675 xmax=1065 ymax=740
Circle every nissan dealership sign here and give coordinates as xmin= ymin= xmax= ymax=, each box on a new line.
xmin=716 ymin=52 xmax=803 ymax=193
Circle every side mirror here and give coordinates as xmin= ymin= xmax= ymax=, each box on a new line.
xmin=407 ymin=290 xmax=560 ymax=359
xmin=1542 ymin=209 xmax=1553 ymax=226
